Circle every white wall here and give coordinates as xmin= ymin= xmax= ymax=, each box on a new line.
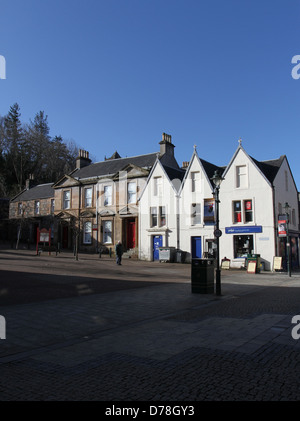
xmin=139 ymin=161 xmax=178 ymax=261
xmin=179 ymin=153 xmax=215 ymax=262
xmin=219 ymin=148 xmax=276 ymax=270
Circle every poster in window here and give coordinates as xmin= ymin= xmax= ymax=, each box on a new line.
xmin=245 ymin=200 xmax=252 ymax=210
xmin=278 ymin=219 xmax=286 ymax=237
xmin=204 ymin=199 xmax=215 ymax=222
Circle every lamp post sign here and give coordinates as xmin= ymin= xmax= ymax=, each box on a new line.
xmin=211 ymin=170 xmax=224 ymax=296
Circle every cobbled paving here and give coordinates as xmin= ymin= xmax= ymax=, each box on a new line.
xmin=1 ymin=250 xmax=300 ymax=401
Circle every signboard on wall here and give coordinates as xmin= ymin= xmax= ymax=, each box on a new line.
xmin=278 ymin=215 xmax=287 ymax=237
xmin=225 ymin=226 xmax=262 ymax=234
xmin=204 ymin=199 xmax=215 ymax=222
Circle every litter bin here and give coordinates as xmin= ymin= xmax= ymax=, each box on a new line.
xmin=191 ymin=258 xmax=214 ymax=293
xmin=159 ymin=247 xmax=176 ymax=262
xmin=247 ymin=254 xmax=261 ymax=273
xmin=175 ymin=249 xmax=186 ymax=263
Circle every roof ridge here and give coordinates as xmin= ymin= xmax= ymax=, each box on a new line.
xmin=92 ymin=151 xmax=159 ymax=165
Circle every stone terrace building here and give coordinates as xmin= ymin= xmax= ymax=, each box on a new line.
xmin=9 ymin=180 xmax=55 ymax=246
xmin=53 ymin=133 xmax=180 ymax=255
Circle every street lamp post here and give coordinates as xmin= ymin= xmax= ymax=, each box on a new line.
xmin=284 ymin=202 xmax=291 ymax=277
xmin=211 ymin=170 xmax=224 ymax=296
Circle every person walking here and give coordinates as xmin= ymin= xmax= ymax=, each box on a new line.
xmin=115 ymin=240 xmax=123 ymax=265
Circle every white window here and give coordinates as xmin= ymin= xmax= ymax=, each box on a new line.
xmin=236 ymin=165 xmax=247 ymax=188
xmin=191 ymin=172 xmax=200 ymax=192
xmin=103 ymin=220 xmax=112 ymax=243
xmin=83 ymin=221 xmax=92 ymax=244
xmin=104 ymin=185 xmax=112 ymax=206
xmin=127 ymin=182 xmax=136 ymax=204
xmin=150 ymin=207 xmax=158 ymax=227
xmin=150 ymin=206 xmax=166 ymax=227
xmin=85 ymin=187 xmax=92 ymax=207
xmin=35 ymin=201 xmax=40 ymax=215
xmin=233 ymin=201 xmax=242 ymax=223
xmin=233 ymin=200 xmax=253 ymax=223
xmin=159 ymin=206 xmax=166 ymax=227
xmin=18 ymin=203 xmax=23 ymax=215
xmin=244 ymin=200 xmax=253 ymax=222
xmin=153 ymin=177 xmax=162 ymax=196
xmin=63 ymin=190 xmax=70 ymax=209
xmin=51 ymin=199 xmax=55 ymax=213
xmin=191 ymin=203 xmax=201 ymax=225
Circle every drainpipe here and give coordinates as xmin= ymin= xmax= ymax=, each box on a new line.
xmin=272 ymin=184 xmax=278 ymax=260
xmin=96 ymin=181 xmax=99 ymax=253
xmin=176 ymin=193 xmax=180 ymax=250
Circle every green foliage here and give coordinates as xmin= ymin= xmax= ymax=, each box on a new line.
xmin=0 ymin=103 xmax=78 ymax=197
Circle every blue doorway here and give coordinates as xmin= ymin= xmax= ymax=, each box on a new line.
xmin=191 ymin=236 xmax=202 ymax=258
xmin=153 ymin=235 xmax=163 ymax=260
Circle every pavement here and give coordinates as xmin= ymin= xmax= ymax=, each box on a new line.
xmin=0 ymin=247 xmax=300 ymax=402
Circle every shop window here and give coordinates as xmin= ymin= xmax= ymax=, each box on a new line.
xmin=83 ymin=221 xmax=92 ymax=244
xmin=191 ymin=203 xmax=201 ymax=225
xmin=84 ymin=187 xmax=92 ymax=208
xmin=103 ymin=220 xmax=112 ymax=243
xmin=234 ymin=235 xmax=253 ymax=258
xmin=244 ymin=200 xmax=253 ymax=222
xmin=233 ymin=201 xmax=242 ymax=223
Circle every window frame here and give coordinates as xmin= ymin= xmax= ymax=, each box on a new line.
xmin=127 ymin=181 xmax=136 ymax=204
xmin=63 ymin=190 xmax=71 ymax=210
xmin=83 ymin=221 xmax=92 ymax=244
xmin=191 ymin=203 xmax=201 ymax=225
xmin=104 ymin=185 xmax=112 ymax=206
xmin=34 ymin=200 xmax=40 ymax=215
xmin=191 ymin=171 xmax=200 ymax=193
xmin=103 ymin=220 xmax=113 ymax=244
xmin=153 ymin=177 xmax=162 ymax=197
xmin=236 ymin=165 xmax=247 ymax=189
xmin=84 ymin=187 xmax=93 ymax=208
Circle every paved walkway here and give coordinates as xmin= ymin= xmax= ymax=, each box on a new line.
xmin=0 ymin=248 xmax=300 ymax=401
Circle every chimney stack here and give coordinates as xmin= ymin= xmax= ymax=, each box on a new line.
xmin=182 ymin=161 xmax=189 ymax=169
xmin=76 ymin=149 xmax=91 ymax=169
xmin=159 ymin=132 xmax=175 ymax=157
xmin=25 ymin=174 xmax=34 ymax=190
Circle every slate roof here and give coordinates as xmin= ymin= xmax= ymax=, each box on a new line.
xmin=250 ymin=155 xmax=285 ymax=184
xmin=11 ymin=183 xmax=54 ymax=202
xmin=163 ymin=165 xmax=186 ymax=182
xmin=199 ymin=158 xmax=225 ymax=180
xmin=73 ymin=152 xmax=159 ymax=180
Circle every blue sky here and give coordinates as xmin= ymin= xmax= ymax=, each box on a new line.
xmin=1 ymin=0 xmax=300 ymax=185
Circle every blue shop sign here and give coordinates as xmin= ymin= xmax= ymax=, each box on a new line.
xmin=225 ymin=226 xmax=263 ymax=234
